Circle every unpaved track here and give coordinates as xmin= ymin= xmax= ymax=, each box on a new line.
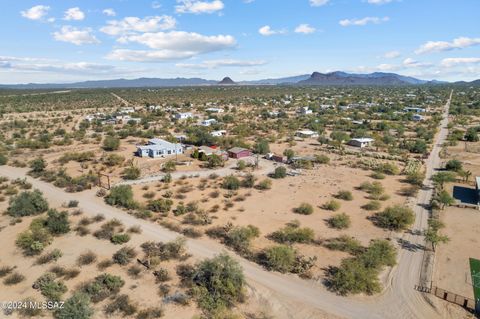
xmin=0 ymin=93 xmax=453 ymax=319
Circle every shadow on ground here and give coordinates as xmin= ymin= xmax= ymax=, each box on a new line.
xmin=452 ymin=186 xmax=477 ymax=205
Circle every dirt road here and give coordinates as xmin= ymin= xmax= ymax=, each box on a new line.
xmin=0 ymin=93 xmax=453 ymax=319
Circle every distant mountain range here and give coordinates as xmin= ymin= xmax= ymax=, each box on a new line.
xmin=0 ymin=71 xmax=477 ymax=89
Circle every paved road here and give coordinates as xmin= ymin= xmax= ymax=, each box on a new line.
xmin=0 ymin=92 xmax=453 ymax=319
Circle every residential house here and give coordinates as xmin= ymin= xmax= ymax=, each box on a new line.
xmin=298 ymin=107 xmax=313 ymax=115
xmin=137 ymin=138 xmax=184 ymax=158
xmin=119 ymin=107 xmax=135 ymax=114
xmin=211 ymin=130 xmax=227 ymax=137
xmin=347 ymin=138 xmax=374 ymax=148
xmin=228 ymin=147 xmax=252 ymax=159
xmin=296 ymin=130 xmax=319 ymax=138
xmin=147 ymin=105 xmax=162 ymax=111
xmin=404 ymin=107 xmax=426 ymax=113
xmin=412 ymin=114 xmax=425 ymax=121
xmin=174 ymin=112 xmax=193 ymax=120
xmin=205 ymin=107 xmax=224 ymax=113
xmin=200 ymin=119 xmax=217 ymax=127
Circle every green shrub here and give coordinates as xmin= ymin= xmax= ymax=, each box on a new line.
xmin=361 ymin=200 xmax=381 ymax=211
xmin=16 ymin=220 xmax=53 ymax=255
xmin=328 ymin=258 xmax=381 ymax=295
xmin=54 ymin=293 xmax=94 ymax=319
xmin=102 ymin=136 xmax=120 ymax=151
xmin=193 ymin=254 xmax=245 ymax=314
xmin=260 ymin=245 xmax=297 ymax=273
xmin=269 ymin=224 xmax=314 ymax=244
xmin=241 ymin=174 xmax=256 ymax=188
xmin=7 ymin=190 xmax=49 ymax=217
xmin=111 ymin=233 xmax=131 ymax=245
xmin=272 ymin=166 xmax=287 ymax=179
xmin=141 ymin=238 xmax=186 ymax=261
xmin=36 ymin=249 xmax=63 ymax=265
xmin=335 ymin=190 xmax=353 ymax=201
xmin=45 ymin=209 xmax=70 ymax=235
xmin=293 ymin=203 xmax=314 ymax=215
xmin=122 ymin=166 xmax=141 ymax=180
xmin=256 ymin=179 xmax=272 ymax=190
xmin=370 ymin=171 xmax=385 ymax=180
xmin=77 ymin=251 xmax=97 ymax=266
xmin=327 ymin=213 xmax=351 ymax=229
xmin=34 ymin=272 xmax=67 ymax=301
xmin=105 ymin=185 xmax=137 ymax=209
xmin=323 ymin=235 xmax=364 ymax=255
xmin=222 ymin=175 xmax=240 ymax=190
xmin=147 ymin=199 xmax=173 ymax=213
xmin=322 ymin=200 xmax=341 ymax=211
xmin=374 ymin=205 xmax=415 ymax=231
xmin=223 ymin=225 xmax=260 ymax=254
xmin=136 ymin=307 xmax=164 ymax=319
xmin=29 ymin=157 xmax=46 ymax=173
xmin=81 ymin=273 xmax=125 ymax=303
xmin=104 ymin=294 xmax=138 ymax=317
xmin=112 ymin=247 xmax=137 ymax=265
xmin=445 ymin=159 xmax=462 ymax=172
xmin=314 ymin=154 xmax=330 ymax=164
xmin=3 ymin=272 xmax=25 ymax=285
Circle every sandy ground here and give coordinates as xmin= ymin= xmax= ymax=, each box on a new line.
xmin=434 ymin=206 xmax=480 ymax=298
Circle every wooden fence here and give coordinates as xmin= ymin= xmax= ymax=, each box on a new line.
xmin=414 ymin=285 xmax=476 ymax=313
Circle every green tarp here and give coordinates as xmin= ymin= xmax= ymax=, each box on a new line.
xmin=470 ymin=258 xmax=480 ymax=313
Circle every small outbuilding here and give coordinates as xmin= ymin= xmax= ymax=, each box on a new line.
xmin=348 ymin=138 xmax=374 ymax=148
xmin=228 ymin=147 xmax=252 ymax=159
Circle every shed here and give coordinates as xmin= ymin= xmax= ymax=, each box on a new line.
xmin=228 ymin=147 xmax=252 ymax=159
xmin=348 ymin=138 xmax=374 ymax=148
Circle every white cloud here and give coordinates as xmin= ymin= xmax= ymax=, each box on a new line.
xmin=339 ymin=16 xmax=389 ymax=27
xmin=441 ymin=57 xmax=480 ymax=67
xmin=63 ymin=7 xmax=85 ymax=21
xmin=53 ymin=26 xmax=100 ymax=45
xmin=402 ymin=58 xmax=431 ymax=68
xmin=384 ymin=50 xmax=400 ymax=58
xmin=107 ymin=31 xmax=236 ymax=62
xmin=376 ymin=63 xmax=398 ymax=71
xmin=415 ymin=37 xmax=480 ymax=54
xmin=101 ymin=16 xmax=177 ymax=36
xmin=309 ymin=0 xmax=329 ymax=7
xmin=295 ymin=24 xmax=316 ymax=34
xmin=367 ymin=0 xmax=393 ymax=4
xmin=21 ymin=5 xmax=50 ymax=21
xmin=0 ymin=56 xmax=128 ymax=75
xmin=258 ymin=25 xmax=286 ymax=36
xmin=176 ymin=59 xmax=267 ymax=69
xmin=175 ymin=0 xmax=224 ymax=14
xmin=103 ymin=8 xmax=116 ymax=17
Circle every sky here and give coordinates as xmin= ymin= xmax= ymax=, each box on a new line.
xmin=0 ymin=0 xmax=479 ymax=84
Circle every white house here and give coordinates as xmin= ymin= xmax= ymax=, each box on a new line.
xmin=211 ymin=130 xmax=227 ymax=137
xmin=205 ymin=107 xmax=224 ymax=113
xmin=174 ymin=112 xmax=193 ymax=120
xmin=147 ymin=105 xmax=162 ymax=111
xmin=296 ymin=130 xmax=319 ymax=138
xmin=200 ymin=119 xmax=217 ymax=127
xmin=137 ymin=138 xmax=184 ymax=158
xmin=412 ymin=114 xmax=425 ymax=121
xmin=404 ymin=107 xmax=426 ymax=113
xmin=119 ymin=107 xmax=135 ymax=114
xmin=298 ymin=107 xmax=313 ymax=115
xmin=348 ymin=138 xmax=374 ymax=148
